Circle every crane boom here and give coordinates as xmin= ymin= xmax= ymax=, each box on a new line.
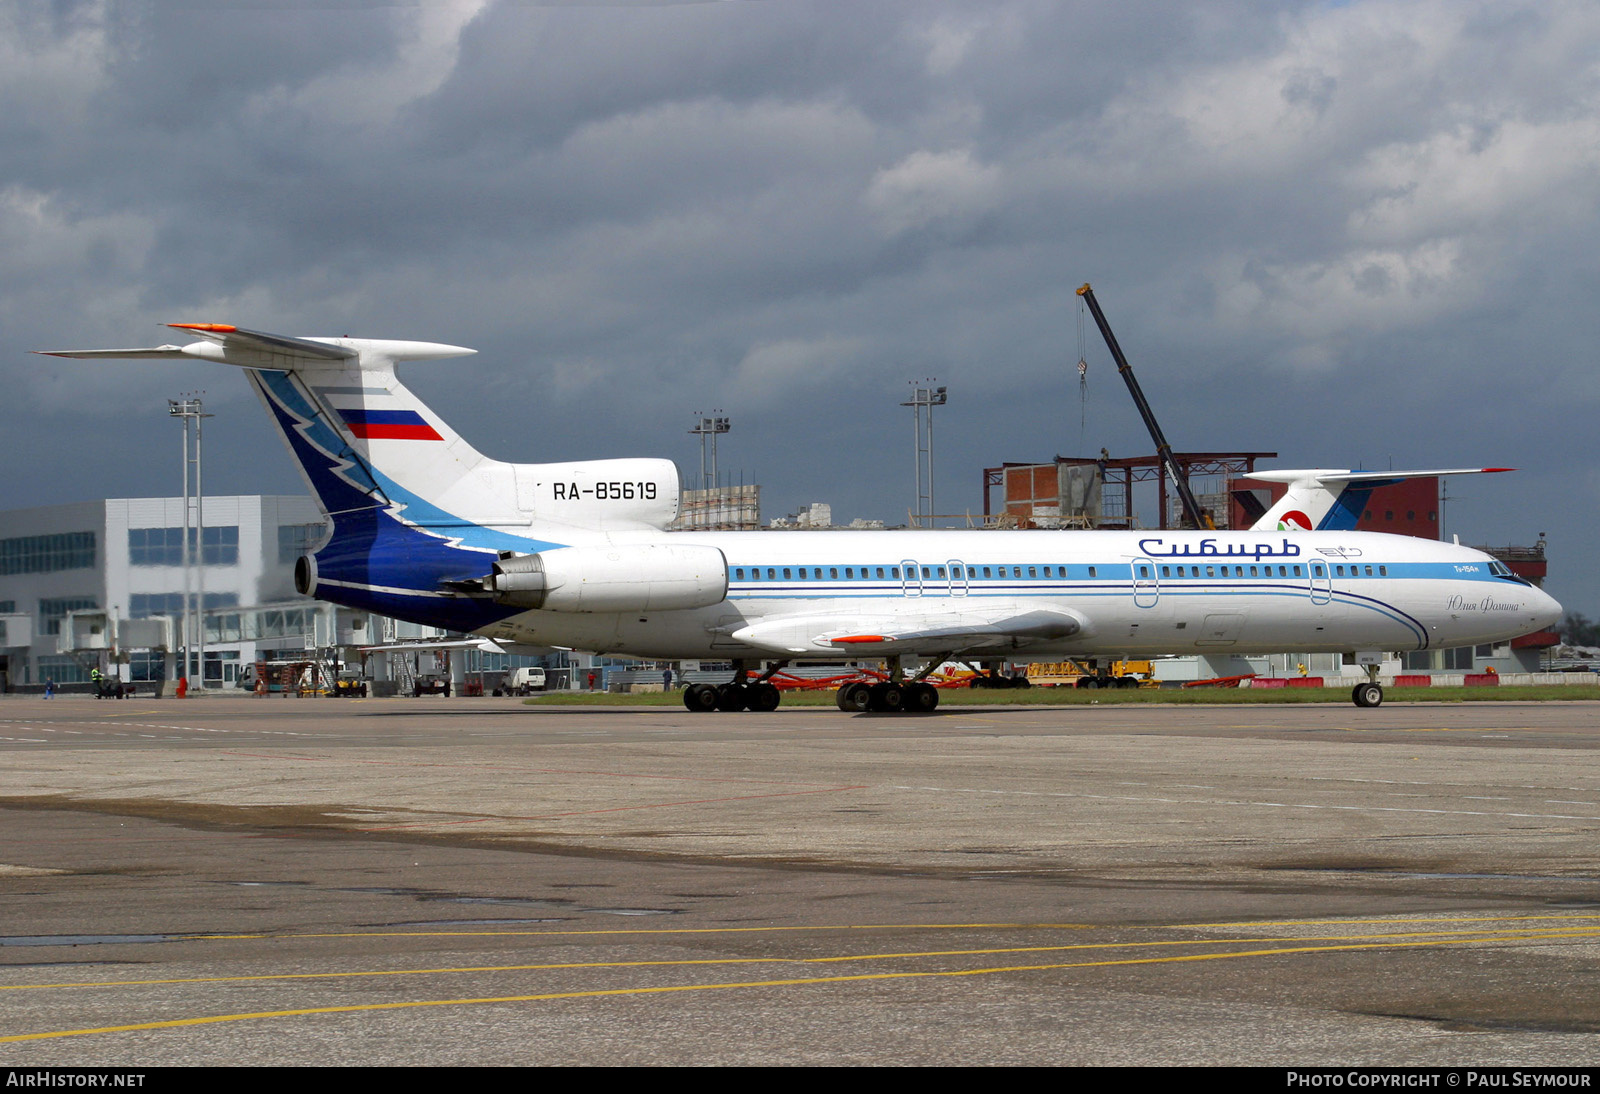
xmin=1075 ymin=283 xmax=1214 ymax=530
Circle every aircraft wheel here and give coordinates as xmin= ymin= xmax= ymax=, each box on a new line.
xmin=716 ymin=682 xmax=750 ymax=712
xmin=684 ymin=682 xmax=720 ymax=713
xmin=748 ymin=682 xmax=781 ymax=712
xmin=1352 ymin=682 xmax=1383 ymax=708
xmin=906 ymin=682 xmax=939 ymax=712
xmin=868 ymin=682 xmax=904 ymax=713
xmin=836 ymin=682 xmax=871 ymax=712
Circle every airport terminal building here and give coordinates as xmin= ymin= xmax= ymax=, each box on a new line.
xmin=0 ymin=495 xmax=329 ymax=689
xmin=0 ymin=495 xmax=568 ymax=695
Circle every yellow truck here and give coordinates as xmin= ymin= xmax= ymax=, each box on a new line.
xmin=1026 ymin=660 xmax=1156 ymax=689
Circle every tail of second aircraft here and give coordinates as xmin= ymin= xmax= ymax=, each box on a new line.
xmin=39 ymin=324 xmax=686 ymax=627
xmin=1241 ymin=468 xmax=1512 ymax=532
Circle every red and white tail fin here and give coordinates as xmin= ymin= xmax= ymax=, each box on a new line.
xmin=1244 ymin=468 xmax=1512 ymax=532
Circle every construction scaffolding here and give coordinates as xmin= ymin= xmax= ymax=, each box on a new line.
xmin=983 ymin=451 xmax=1278 ymax=530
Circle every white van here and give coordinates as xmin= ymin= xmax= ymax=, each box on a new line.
xmin=504 ymin=667 xmax=547 ymax=695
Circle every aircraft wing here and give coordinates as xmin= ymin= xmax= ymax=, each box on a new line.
xmin=358 ymin=637 xmax=510 ymax=654
xmin=730 ymin=608 xmax=1085 ymax=655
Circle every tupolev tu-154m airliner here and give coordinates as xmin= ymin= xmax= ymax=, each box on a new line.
xmin=40 ymin=324 xmax=1561 ymax=713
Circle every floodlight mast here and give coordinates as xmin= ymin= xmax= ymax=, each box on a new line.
xmin=1075 ymin=283 xmax=1214 ymax=530
xmin=168 ymin=395 xmax=213 ymax=690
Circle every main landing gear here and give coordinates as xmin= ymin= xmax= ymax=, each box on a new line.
xmin=834 ymin=654 xmax=947 ymax=714
xmin=683 ymin=661 xmax=784 ymax=713
xmin=1351 ymin=663 xmax=1384 ymax=708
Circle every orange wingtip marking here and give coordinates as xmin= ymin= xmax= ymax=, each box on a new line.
xmin=168 ymin=323 xmax=237 ymax=332
xmin=831 ymin=635 xmax=891 ymax=644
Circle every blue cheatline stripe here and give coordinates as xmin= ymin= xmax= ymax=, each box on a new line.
xmin=724 ymin=583 xmax=1428 ymax=646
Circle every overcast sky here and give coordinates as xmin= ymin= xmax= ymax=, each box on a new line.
xmin=5 ymin=0 xmax=1597 ymax=611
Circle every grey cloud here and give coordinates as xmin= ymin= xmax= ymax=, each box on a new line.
xmin=4 ymin=0 xmax=1598 ymax=609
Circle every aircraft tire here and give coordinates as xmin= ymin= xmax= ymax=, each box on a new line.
xmin=748 ymin=682 xmax=781 ymax=712
xmin=836 ymin=682 xmax=872 ymax=712
xmin=907 ymin=682 xmax=939 ymax=712
xmin=716 ymin=682 xmax=750 ymax=712
xmin=684 ymin=682 xmax=720 ymax=713
xmin=868 ymin=682 xmax=905 ymax=713
xmin=1353 ymin=682 xmax=1383 ymax=708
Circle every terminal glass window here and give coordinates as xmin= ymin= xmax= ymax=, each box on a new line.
xmin=277 ymin=523 xmax=327 ymax=565
xmin=256 ymin=607 xmax=313 ymax=640
xmin=129 ymin=526 xmax=240 ymax=566
xmin=200 ymin=527 xmax=239 ymax=565
xmin=130 ymin=592 xmax=238 ymax=619
xmin=38 ymin=597 xmax=96 ymax=636
xmin=0 ymin=532 xmax=95 ymax=575
xmin=127 ymin=651 xmax=166 ymax=682
xmin=36 ymin=654 xmax=91 ymax=685
xmin=129 ymin=527 xmax=183 ymax=566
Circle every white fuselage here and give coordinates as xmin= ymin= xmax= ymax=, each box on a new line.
xmin=471 ymin=527 xmax=1560 ymax=663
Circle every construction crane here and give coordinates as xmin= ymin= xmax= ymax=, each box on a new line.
xmin=1075 ymin=283 xmax=1215 ymax=530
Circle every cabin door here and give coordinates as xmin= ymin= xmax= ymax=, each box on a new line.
xmin=1132 ymin=557 xmax=1160 ymax=608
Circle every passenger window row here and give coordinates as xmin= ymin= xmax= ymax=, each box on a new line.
xmin=727 ymin=563 xmax=1391 ymax=581
xmin=730 ymin=564 xmax=1089 ymax=581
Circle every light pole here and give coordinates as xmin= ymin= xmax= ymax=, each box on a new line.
xmin=169 ymin=395 xmax=212 ymax=691
xmin=688 ymin=412 xmax=731 ymax=492
xmin=901 ymin=381 xmax=947 ymax=526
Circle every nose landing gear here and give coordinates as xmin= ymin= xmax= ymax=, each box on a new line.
xmin=1351 ymin=662 xmax=1384 ymax=708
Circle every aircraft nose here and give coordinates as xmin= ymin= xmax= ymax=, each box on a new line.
xmin=1534 ymin=586 xmax=1563 ymax=633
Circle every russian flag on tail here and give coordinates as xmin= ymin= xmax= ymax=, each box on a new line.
xmin=339 ymin=408 xmax=443 ymax=441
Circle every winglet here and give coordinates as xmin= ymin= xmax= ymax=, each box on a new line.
xmin=168 ymin=323 xmax=238 ymax=333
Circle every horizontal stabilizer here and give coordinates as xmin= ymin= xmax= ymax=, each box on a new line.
xmin=1247 ymin=467 xmax=1513 ymax=532
xmin=1247 ymin=467 xmax=1513 ymax=486
xmin=37 ymin=323 xmax=473 ymax=372
xmin=35 ymin=345 xmax=190 ymax=360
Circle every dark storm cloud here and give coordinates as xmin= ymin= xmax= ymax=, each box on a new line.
xmin=4 ymin=0 xmax=1598 ymax=609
